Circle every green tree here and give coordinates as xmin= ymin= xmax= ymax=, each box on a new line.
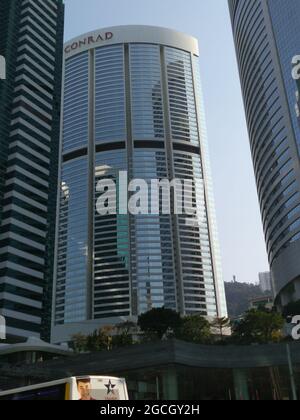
xmin=138 ymin=308 xmax=182 ymax=340
xmin=232 ymin=309 xmax=284 ymax=344
xmin=86 ymin=329 xmax=105 ymax=351
xmin=101 ymin=325 xmax=114 ymax=350
xmin=71 ymin=333 xmax=88 ymax=353
xmin=83 ymin=326 xmax=114 ymax=351
xmin=113 ymin=321 xmax=136 ymax=348
xmin=177 ymin=314 xmax=211 ymax=344
xmin=282 ymin=300 xmax=300 ymax=318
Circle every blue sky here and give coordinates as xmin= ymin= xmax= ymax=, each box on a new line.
xmin=64 ymin=0 xmax=270 ymax=284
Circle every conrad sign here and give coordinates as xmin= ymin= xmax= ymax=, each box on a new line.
xmin=65 ymin=32 xmax=114 ymax=54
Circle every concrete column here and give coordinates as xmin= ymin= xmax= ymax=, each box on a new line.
xmin=162 ymin=368 xmax=178 ymax=400
xmin=233 ymin=369 xmax=250 ymax=401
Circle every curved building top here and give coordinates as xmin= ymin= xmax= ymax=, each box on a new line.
xmin=64 ymin=25 xmax=199 ymax=58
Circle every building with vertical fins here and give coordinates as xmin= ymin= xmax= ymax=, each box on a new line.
xmin=52 ymin=26 xmax=227 ymax=343
xmin=229 ymin=0 xmax=300 ymax=309
xmin=0 ymin=0 xmax=64 ymax=342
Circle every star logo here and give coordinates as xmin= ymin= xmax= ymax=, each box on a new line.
xmin=105 ymin=380 xmax=116 ymax=395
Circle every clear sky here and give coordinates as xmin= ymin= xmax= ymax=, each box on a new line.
xmin=64 ymin=0 xmax=270 ymax=284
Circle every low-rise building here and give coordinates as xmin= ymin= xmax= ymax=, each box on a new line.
xmin=1 ymin=339 xmax=300 ymax=400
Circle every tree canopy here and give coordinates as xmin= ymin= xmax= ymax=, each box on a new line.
xmin=138 ymin=307 xmax=181 ymax=340
xmin=176 ymin=314 xmax=211 ymax=344
xmin=232 ymin=309 xmax=284 ymax=344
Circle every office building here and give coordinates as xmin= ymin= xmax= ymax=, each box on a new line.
xmin=0 ymin=0 xmax=64 ymax=341
xmin=229 ymin=0 xmax=300 ymax=309
xmin=52 ymin=26 xmax=227 ymax=343
xmin=259 ymin=272 xmax=272 ymax=293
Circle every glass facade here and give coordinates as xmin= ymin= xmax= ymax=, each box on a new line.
xmin=268 ymin=0 xmax=300 ymax=154
xmin=55 ymin=158 xmax=88 ymax=324
xmin=193 ymin=56 xmax=228 ymax=316
xmin=229 ymin=0 xmax=300 ymax=306
xmin=94 ymin=150 xmax=130 ymax=318
xmin=0 ymin=0 xmax=64 ymax=342
xmin=131 ymin=149 xmax=177 ymax=314
xmin=53 ymin=27 xmax=227 ymax=341
xmin=165 ymin=48 xmax=199 ymax=146
xmin=130 ymin=44 xmax=165 ymax=140
xmin=63 ymin=52 xmax=89 ymax=153
xmin=95 ymin=45 xmax=126 ymax=144
xmin=124 ymin=365 xmax=295 ymax=401
xmin=173 ymin=150 xmax=217 ymax=316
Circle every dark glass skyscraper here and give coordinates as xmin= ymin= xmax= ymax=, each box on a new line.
xmin=52 ymin=26 xmax=227 ymax=343
xmin=229 ymin=0 xmax=300 ymax=308
xmin=0 ymin=0 xmax=64 ymax=342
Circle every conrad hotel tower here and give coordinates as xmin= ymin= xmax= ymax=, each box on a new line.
xmin=52 ymin=26 xmax=227 ymax=342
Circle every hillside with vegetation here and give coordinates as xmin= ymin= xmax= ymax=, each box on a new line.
xmin=225 ymin=281 xmax=271 ymax=318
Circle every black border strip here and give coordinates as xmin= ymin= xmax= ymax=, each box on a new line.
xmin=173 ymin=142 xmax=201 ymax=155
xmin=63 ymin=147 xmax=88 ymax=162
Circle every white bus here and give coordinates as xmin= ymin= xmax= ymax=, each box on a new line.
xmin=0 ymin=376 xmax=129 ymax=401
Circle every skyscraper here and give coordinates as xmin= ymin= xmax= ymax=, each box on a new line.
xmin=0 ymin=0 xmax=64 ymax=342
xmin=52 ymin=26 xmax=227 ymax=343
xmin=259 ymin=272 xmax=272 ymax=294
xmin=229 ymin=0 xmax=300 ymax=308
